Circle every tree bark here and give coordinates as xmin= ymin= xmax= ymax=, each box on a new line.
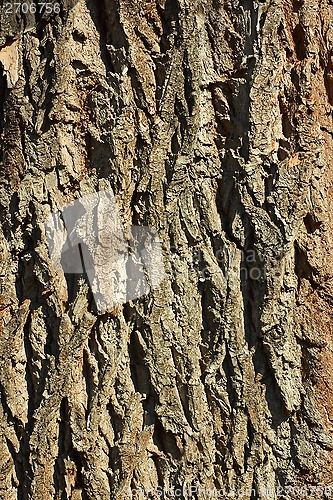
xmin=1 ymin=0 xmax=333 ymax=498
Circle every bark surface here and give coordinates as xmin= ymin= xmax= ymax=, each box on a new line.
xmin=0 ymin=0 xmax=333 ymax=498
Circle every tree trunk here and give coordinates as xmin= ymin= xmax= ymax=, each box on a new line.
xmin=1 ymin=0 xmax=333 ymax=498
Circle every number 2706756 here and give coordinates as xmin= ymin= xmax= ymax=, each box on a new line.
xmin=4 ymin=2 xmax=60 ymax=14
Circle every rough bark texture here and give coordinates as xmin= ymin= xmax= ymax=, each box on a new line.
xmin=1 ymin=0 xmax=333 ymax=498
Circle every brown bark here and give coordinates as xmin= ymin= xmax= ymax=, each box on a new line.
xmin=1 ymin=0 xmax=333 ymax=498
